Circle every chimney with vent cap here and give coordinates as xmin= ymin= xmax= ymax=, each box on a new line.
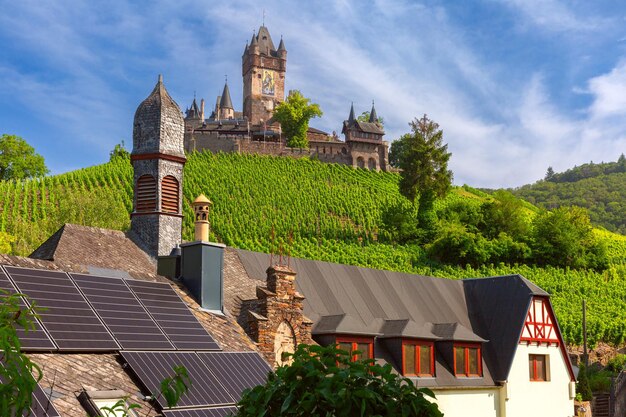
xmin=179 ymin=194 xmax=224 ymax=313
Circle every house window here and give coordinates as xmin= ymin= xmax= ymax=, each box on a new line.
xmin=78 ymin=390 xmax=137 ymax=417
xmin=454 ymin=344 xmax=482 ymax=377
xmin=402 ymin=340 xmax=434 ymax=377
xmin=529 ymin=354 xmax=549 ymax=381
xmin=336 ymin=336 xmax=373 ymax=362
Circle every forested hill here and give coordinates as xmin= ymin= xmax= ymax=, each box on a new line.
xmin=0 ymin=152 xmax=625 ymax=347
xmin=510 ymin=155 xmax=626 ymax=234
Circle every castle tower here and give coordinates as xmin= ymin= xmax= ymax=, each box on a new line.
xmin=218 ymin=82 xmax=235 ymax=120
xmin=130 ymin=75 xmax=186 ymax=258
xmin=242 ymin=26 xmax=287 ymax=126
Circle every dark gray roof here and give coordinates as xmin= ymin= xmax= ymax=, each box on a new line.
xmin=219 ymin=83 xmax=233 ymax=110
xmin=235 ymin=249 xmax=562 ymax=387
xmin=256 ymin=26 xmax=276 ymax=56
xmin=353 ymin=120 xmax=384 ymax=135
xmin=348 ymin=103 xmax=355 ymax=124
xmin=277 ymin=37 xmax=286 ymax=52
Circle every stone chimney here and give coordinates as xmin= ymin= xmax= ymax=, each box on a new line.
xmin=247 ymin=264 xmax=314 ymax=368
xmin=129 ymin=75 xmax=186 ymax=259
xmin=200 ymin=98 xmax=205 ymax=121
xmin=180 ymin=195 xmax=224 ymax=313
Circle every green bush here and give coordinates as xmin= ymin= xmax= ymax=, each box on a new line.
xmin=235 ymin=344 xmax=443 ymax=417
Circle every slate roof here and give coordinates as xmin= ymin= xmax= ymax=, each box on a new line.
xmin=219 ymin=83 xmax=233 ymax=110
xmin=231 ymin=249 xmax=559 ymax=388
xmin=8 ymin=224 xmax=262 ymax=416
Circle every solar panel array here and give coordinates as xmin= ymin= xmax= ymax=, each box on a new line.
xmin=121 ymin=351 xmax=271 ymax=411
xmin=0 ymin=264 xmax=272 ymax=416
xmin=0 ymin=269 xmax=56 ymax=350
xmin=121 ymin=351 xmax=235 ymax=409
xmin=161 ymin=406 xmax=238 ymax=417
xmin=70 ymin=273 xmax=175 ymax=350
xmin=29 ymin=384 xmax=62 ymax=417
xmin=126 ymin=280 xmax=220 ymax=350
xmin=0 ymin=265 xmax=219 ymax=352
xmin=197 ymin=352 xmax=271 ymax=400
xmin=4 ymin=266 xmax=119 ymax=351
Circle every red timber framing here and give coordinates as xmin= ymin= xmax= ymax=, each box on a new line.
xmin=519 ymin=296 xmax=576 ymax=382
xmin=335 ymin=335 xmax=374 ymax=362
xmin=520 ymin=297 xmax=560 ymax=344
xmin=402 ymin=340 xmax=435 ymax=377
xmin=453 ymin=343 xmax=482 ymax=377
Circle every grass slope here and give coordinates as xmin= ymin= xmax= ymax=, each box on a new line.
xmin=0 ymin=152 xmax=625 ymax=346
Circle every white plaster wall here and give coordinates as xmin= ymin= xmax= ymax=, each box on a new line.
xmin=433 ymin=388 xmax=500 ymax=417
xmin=505 ymin=343 xmax=574 ymax=417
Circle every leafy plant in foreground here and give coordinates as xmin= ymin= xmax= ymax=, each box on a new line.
xmin=236 ymin=344 xmax=443 ymax=417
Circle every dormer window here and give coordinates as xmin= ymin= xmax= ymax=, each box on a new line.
xmin=454 ymin=343 xmax=482 ymax=377
xmin=402 ymin=340 xmax=434 ymax=377
xmin=336 ymin=336 xmax=373 ymax=361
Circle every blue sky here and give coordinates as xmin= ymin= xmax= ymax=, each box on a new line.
xmin=1 ymin=0 xmax=625 ymax=188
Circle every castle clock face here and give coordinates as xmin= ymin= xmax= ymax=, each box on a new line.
xmin=262 ymin=69 xmax=275 ymax=96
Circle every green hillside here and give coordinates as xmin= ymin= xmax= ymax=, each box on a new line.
xmin=510 ymin=157 xmax=626 ymax=234
xmin=0 ymin=152 xmax=625 ymax=347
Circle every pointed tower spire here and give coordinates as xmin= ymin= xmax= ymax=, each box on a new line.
xmin=348 ymin=102 xmax=355 ymax=124
xmin=219 ymin=80 xmax=233 ymax=110
xmin=278 ymin=36 xmax=286 ymax=52
xmin=369 ymin=100 xmax=378 ymax=123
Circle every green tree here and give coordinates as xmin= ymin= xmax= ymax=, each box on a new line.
xmin=356 ymin=111 xmax=384 ymax=126
xmin=236 ymin=344 xmax=442 ymax=417
xmin=480 ymin=190 xmax=531 ymax=240
xmin=390 ymin=115 xmax=453 ymax=241
xmin=0 ymin=134 xmax=49 ymax=181
xmin=0 ymin=291 xmax=43 ymax=416
xmin=545 ymin=166 xmax=555 ymax=181
xmin=109 ymin=141 xmax=130 ymax=162
xmin=273 ymin=91 xmax=322 ymax=149
xmin=0 ymin=231 xmax=15 ymax=254
xmin=531 ymin=206 xmax=607 ymax=269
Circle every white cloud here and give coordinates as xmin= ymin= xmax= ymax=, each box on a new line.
xmin=587 ymin=61 xmax=626 ymax=119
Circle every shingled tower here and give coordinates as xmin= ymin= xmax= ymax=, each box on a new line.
xmin=242 ymin=27 xmax=287 ymax=126
xmin=130 ymin=75 xmax=186 ymax=258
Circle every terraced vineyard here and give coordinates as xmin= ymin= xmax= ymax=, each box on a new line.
xmin=0 ymin=152 xmax=624 ymax=346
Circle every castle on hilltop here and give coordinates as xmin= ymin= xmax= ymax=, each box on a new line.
xmin=183 ymin=25 xmax=389 ymax=172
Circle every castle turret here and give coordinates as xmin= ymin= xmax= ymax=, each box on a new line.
xmin=130 ymin=75 xmax=186 ymax=258
xmin=369 ymin=101 xmax=378 ymax=124
xmin=218 ymin=82 xmax=234 ymax=120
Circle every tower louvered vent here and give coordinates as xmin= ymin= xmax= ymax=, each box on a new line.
xmin=161 ymin=176 xmax=179 ymax=213
xmin=135 ymin=175 xmax=157 ymax=212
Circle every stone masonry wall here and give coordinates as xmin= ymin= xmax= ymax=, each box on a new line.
xmin=247 ymin=265 xmax=313 ymax=367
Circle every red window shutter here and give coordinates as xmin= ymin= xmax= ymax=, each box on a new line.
xmin=161 ymin=176 xmax=179 ymax=213
xmin=135 ymin=175 xmax=157 ymax=212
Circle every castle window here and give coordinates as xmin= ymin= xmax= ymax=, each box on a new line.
xmin=368 ymin=158 xmax=377 ymax=170
xmin=454 ymin=343 xmax=482 ymax=377
xmin=402 ymin=340 xmax=434 ymax=377
xmin=356 ymin=157 xmax=365 ymax=169
xmin=135 ymin=175 xmax=157 ymax=213
xmin=161 ymin=176 xmax=179 ymax=214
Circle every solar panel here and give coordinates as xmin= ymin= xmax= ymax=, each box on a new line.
xmin=162 ymin=406 xmax=238 ymax=417
xmin=126 ymin=280 xmax=220 ymax=350
xmin=4 ymin=266 xmax=119 ymax=351
xmin=120 ymin=351 xmax=235 ymax=409
xmin=28 ymin=383 xmax=61 ymax=417
xmin=69 ymin=273 xmax=175 ymax=350
xmin=0 ymin=266 xmax=57 ymax=351
xmin=197 ymin=352 xmax=271 ymax=401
